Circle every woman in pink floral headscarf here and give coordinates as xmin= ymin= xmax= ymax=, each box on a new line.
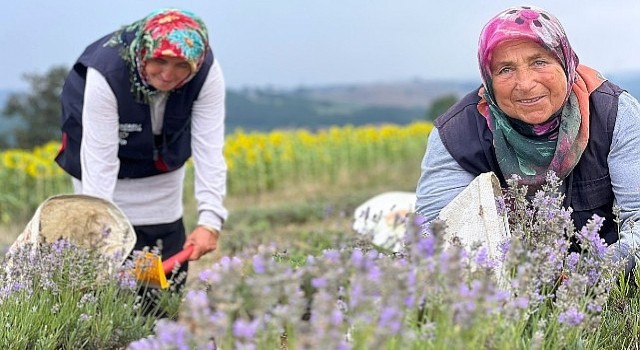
xmin=56 ymin=8 xmax=228 ymax=290
xmin=416 ymin=6 xmax=640 ymax=275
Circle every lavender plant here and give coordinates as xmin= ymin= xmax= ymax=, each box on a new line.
xmin=129 ymin=172 xmax=627 ymax=349
xmin=0 ymin=239 xmax=181 ymax=349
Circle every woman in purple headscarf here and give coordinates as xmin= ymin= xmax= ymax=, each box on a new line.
xmin=55 ymin=8 xmax=228 ymax=290
xmin=415 ymin=6 xmax=640 ymax=273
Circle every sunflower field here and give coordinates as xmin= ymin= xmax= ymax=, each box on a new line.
xmin=0 ymin=122 xmax=432 ymax=225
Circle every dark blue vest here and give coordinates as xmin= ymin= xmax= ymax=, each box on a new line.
xmin=55 ymin=31 xmax=214 ymax=179
xmin=435 ymin=81 xmax=623 ymax=245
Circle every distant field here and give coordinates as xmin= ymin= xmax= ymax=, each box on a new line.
xmin=1 ymin=73 xmax=639 ymax=145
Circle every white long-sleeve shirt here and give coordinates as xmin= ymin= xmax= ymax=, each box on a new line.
xmin=73 ymin=61 xmax=228 ymax=230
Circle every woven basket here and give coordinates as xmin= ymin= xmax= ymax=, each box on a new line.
xmin=9 ymin=194 xmax=136 ymax=267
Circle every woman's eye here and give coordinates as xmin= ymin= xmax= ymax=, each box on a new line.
xmin=497 ymin=67 xmax=512 ymax=75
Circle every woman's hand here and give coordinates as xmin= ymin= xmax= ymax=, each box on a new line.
xmin=184 ymin=225 xmax=220 ymax=261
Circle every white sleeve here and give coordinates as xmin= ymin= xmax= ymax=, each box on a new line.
xmin=608 ymin=92 xmax=640 ymax=261
xmin=78 ymin=67 xmax=120 ymax=200
xmin=191 ymin=60 xmax=229 ymax=230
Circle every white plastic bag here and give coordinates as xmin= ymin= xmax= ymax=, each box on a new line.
xmin=352 ymin=191 xmax=416 ymax=252
xmin=438 ymin=172 xmax=511 ymax=287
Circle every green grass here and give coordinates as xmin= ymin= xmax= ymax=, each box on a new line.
xmin=0 ymin=157 xmax=423 ymax=286
xmin=186 ymin=163 xmax=421 ymax=282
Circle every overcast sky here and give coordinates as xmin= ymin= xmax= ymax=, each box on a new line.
xmin=3 ymin=1 xmax=639 ymax=90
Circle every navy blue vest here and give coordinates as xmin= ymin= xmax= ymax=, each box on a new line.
xmin=435 ymin=81 xmax=623 ymax=245
xmin=55 ymin=30 xmax=214 ymax=179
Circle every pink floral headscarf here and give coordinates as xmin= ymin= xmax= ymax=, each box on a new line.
xmin=478 ymin=5 xmax=578 ymax=108
xmin=475 ymin=6 xmax=604 ymax=190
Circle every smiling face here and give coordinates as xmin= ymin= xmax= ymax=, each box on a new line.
xmin=143 ymin=56 xmax=192 ymax=92
xmin=489 ymin=39 xmax=568 ymax=124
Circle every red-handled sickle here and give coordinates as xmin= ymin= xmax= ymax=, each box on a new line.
xmin=162 ymin=245 xmax=194 ymax=275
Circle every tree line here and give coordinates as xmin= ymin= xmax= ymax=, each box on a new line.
xmin=1 ymin=67 xmax=457 ymax=149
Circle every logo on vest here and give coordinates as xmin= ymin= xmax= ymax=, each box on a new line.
xmin=119 ymin=123 xmax=143 ymax=146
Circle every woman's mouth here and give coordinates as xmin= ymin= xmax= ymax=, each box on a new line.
xmin=518 ymin=96 xmax=544 ymax=104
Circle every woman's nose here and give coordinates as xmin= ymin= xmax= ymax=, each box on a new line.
xmin=515 ymin=68 xmax=536 ymax=91
xmin=160 ymin=67 xmax=176 ymax=80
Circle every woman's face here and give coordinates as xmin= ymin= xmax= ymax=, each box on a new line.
xmin=490 ymin=39 xmax=568 ymax=124
xmin=143 ymin=56 xmax=192 ymax=91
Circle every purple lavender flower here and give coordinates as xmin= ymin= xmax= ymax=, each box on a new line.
xmin=306 ymin=255 xmax=316 ymax=265
xmin=0 ymin=286 xmax=12 ymax=302
xmin=127 ymin=338 xmax=158 ymax=350
xmin=215 ymin=256 xmax=243 ymax=271
xmin=337 ymin=341 xmax=352 ymax=350
xmin=323 ymin=249 xmax=341 ymax=263
xmin=77 ymin=292 xmax=97 ymax=307
xmin=488 ymin=289 xmax=511 ymax=304
xmin=198 ymin=269 xmax=222 ymax=284
xmin=577 ymin=214 xmax=607 ymax=256
xmin=415 ymin=235 xmax=436 ymax=257
xmin=51 ymin=239 xmax=70 ymax=254
xmin=495 ymin=195 xmax=508 ymax=216
xmin=252 ymin=255 xmax=266 ymax=274
xmin=586 ymin=268 xmax=601 ymax=285
xmin=473 ymin=246 xmax=497 ymax=269
xmin=566 ymin=252 xmax=580 ymax=271
xmin=404 ymin=295 xmax=416 ymax=309
xmin=185 ymin=290 xmax=209 ymax=310
xmin=511 ymin=296 xmax=529 ymax=309
xmin=378 ymin=306 xmax=402 ymax=334
xmin=406 ymin=269 xmax=417 ymax=288
xmin=558 ymin=307 xmax=585 ymax=327
xmin=560 ymin=207 xmax=574 ymax=223
xmin=587 ymin=302 xmax=603 ymax=313
xmin=525 ymin=208 xmax=534 ymax=218
xmin=532 ymin=190 xmax=554 ymax=209
xmin=349 ymin=283 xmax=364 ymax=309
xmin=233 ymin=318 xmax=260 ymax=340
xmin=367 ymin=265 xmax=382 ymax=282
xmin=331 ymin=308 xmax=344 ymax=326
xmin=413 ymin=213 xmax=427 ymax=226
xmin=311 ymin=277 xmax=328 ymax=289
xmin=154 ymin=320 xmax=191 ymax=350
xmin=117 ymin=270 xmax=138 ymax=290
xmin=350 ymin=249 xmax=364 ymax=266
xmin=11 ymin=281 xmax=24 ymax=293
xmin=498 ymin=239 xmax=510 ymax=262
xmin=39 ymin=277 xmax=57 ymax=291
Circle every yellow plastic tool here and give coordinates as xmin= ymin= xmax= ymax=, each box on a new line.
xmin=133 ymin=245 xmax=194 ymax=289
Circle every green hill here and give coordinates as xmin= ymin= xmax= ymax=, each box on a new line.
xmin=226 ymin=89 xmax=426 ymax=132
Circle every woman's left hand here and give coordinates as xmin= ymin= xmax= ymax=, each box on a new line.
xmin=184 ymin=225 xmax=220 ymax=261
